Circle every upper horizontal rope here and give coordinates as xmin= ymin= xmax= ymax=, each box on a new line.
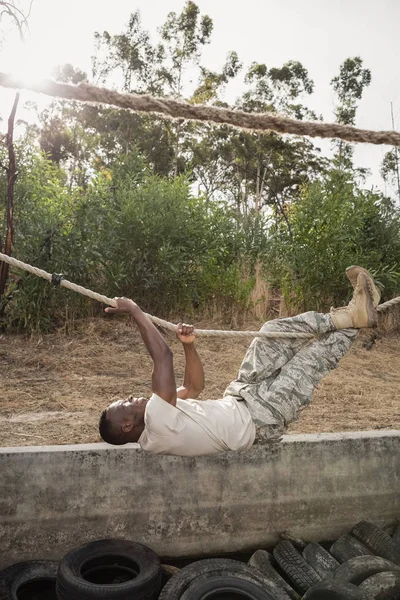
xmin=1 ymin=252 xmax=399 ymax=339
xmin=1 ymin=72 xmax=400 ymax=147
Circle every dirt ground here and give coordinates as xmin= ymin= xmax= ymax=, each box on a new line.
xmin=1 ymin=316 xmax=399 ymax=447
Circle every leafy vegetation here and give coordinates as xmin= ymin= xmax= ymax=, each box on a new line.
xmin=1 ymin=1 xmax=400 ymax=332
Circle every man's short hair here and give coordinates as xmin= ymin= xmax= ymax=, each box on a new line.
xmin=99 ymin=409 xmax=128 ymax=445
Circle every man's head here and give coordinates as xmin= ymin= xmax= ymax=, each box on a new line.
xmin=99 ymin=396 xmax=148 ymax=445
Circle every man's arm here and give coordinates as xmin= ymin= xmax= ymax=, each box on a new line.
xmin=105 ymin=298 xmax=177 ymax=406
xmin=176 ymin=323 xmax=205 ymax=400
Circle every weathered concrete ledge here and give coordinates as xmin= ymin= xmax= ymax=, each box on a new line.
xmin=0 ymin=430 xmax=399 ymax=568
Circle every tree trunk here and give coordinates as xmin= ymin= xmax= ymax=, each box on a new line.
xmin=259 ymin=165 xmax=267 ymax=211
xmin=173 ymin=121 xmax=181 ymax=177
xmin=255 ymin=162 xmax=260 ymax=211
xmin=275 ymin=194 xmax=293 ymax=241
xmin=0 ymin=92 xmax=20 ymax=299
xmin=391 ymin=102 xmax=400 ymax=201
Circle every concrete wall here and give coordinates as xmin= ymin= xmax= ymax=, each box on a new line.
xmin=0 ymin=430 xmax=399 ymax=568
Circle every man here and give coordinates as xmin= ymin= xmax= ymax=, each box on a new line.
xmin=99 ymin=266 xmax=380 ymax=456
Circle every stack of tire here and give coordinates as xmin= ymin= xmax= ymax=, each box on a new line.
xmin=0 ymin=540 xmax=162 ymax=600
xmin=0 ymin=538 xmax=292 ymax=600
xmin=248 ymin=520 xmax=400 ymax=599
xmin=0 ymin=520 xmax=399 ymax=599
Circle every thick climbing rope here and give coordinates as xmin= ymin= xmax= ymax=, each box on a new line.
xmin=1 ymin=72 xmax=400 ymax=147
xmin=0 ymin=252 xmax=399 ymax=339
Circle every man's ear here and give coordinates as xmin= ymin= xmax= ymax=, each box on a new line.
xmin=121 ymin=421 xmax=134 ymax=433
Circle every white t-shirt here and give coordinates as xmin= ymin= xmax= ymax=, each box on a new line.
xmin=138 ymin=393 xmax=256 ymax=456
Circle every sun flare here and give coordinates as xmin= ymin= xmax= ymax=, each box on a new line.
xmin=1 ymin=39 xmax=56 ymax=84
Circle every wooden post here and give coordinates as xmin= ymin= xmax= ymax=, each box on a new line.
xmin=0 ymin=92 xmax=20 ymax=299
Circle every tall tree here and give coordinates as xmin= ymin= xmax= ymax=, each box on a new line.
xmin=381 ymin=150 xmax=400 ymax=203
xmin=191 ymin=60 xmax=325 ymax=219
xmin=331 ymin=57 xmax=371 ymax=171
xmin=92 ymin=11 xmax=163 ymax=93
xmin=159 ymin=1 xmax=213 ymax=174
xmin=88 ymin=11 xmax=175 ymax=174
xmin=381 ymin=102 xmax=400 ymax=202
xmin=89 ymin=2 xmax=214 ymax=176
xmin=159 ymin=1 xmax=213 ymax=99
xmin=34 ymin=64 xmax=99 ymax=189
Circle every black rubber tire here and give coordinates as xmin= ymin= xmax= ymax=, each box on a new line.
xmin=158 ymin=558 xmax=291 ymax=600
xmin=334 ymin=556 xmax=400 ymax=586
xmin=56 ymin=539 xmax=161 ymax=600
xmin=359 ymin=571 xmax=400 ymax=599
xmin=181 ymin=575 xmax=283 ymax=599
xmin=273 ymin=541 xmax=321 ymax=595
xmin=161 ymin=564 xmax=181 ymax=578
xmin=351 ymin=521 xmax=400 ymax=565
xmin=303 ymin=542 xmax=340 ymax=580
xmin=279 ymin=533 xmax=307 ymax=551
xmin=248 ymin=549 xmax=274 ymax=567
xmin=248 ymin=550 xmax=300 ymax=600
xmin=0 ymin=560 xmax=58 ymax=600
xmin=330 ymin=535 xmax=373 ymax=563
xmin=393 ymin=526 xmax=400 ymax=549
xmin=160 ymin=564 xmax=181 ymax=589
xmin=303 ymin=580 xmax=366 ymax=599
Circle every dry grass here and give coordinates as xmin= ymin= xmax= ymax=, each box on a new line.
xmin=1 ymin=316 xmax=399 ymax=447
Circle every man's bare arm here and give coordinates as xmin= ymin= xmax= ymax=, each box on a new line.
xmin=176 ymin=323 xmax=205 ymax=400
xmin=105 ymin=298 xmax=177 ymax=405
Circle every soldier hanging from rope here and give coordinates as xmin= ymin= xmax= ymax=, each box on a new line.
xmin=99 ymin=266 xmax=380 ymax=455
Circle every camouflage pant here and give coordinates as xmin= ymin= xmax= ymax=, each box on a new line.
xmin=224 ymin=312 xmax=358 ymax=441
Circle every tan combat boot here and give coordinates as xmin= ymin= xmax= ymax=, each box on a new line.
xmin=345 ymin=265 xmax=381 ymax=306
xmin=330 ymin=272 xmax=377 ymax=329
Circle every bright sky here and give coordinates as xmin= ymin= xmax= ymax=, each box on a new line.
xmin=1 ymin=0 xmax=399 ymax=195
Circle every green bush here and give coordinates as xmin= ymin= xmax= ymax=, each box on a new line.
xmin=3 ymin=146 xmax=400 ymax=333
xmin=2 ymin=148 xmax=258 ymax=331
xmin=265 ymin=170 xmax=400 ymax=311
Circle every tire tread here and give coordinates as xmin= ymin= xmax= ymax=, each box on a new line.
xmin=248 ymin=550 xmax=300 ymax=600
xmin=303 ymin=542 xmax=339 ymax=579
xmin=330 ymin=534 xmax=373 ymax=563
xmin=273 ymin=541 xmax=321 ymax=595
xmin=351 ymin=521 xmax=400 ymax=565
xmin=159 ymin=559 xmax=291 ymax=600
xmin=392 ymin=525 xmax=400 ymax=548
xmin=359 ymin=570 xmax=400 ymax=599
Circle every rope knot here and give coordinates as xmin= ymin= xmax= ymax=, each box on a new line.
xmin=51 ymin=273 xmax=64 ymax=287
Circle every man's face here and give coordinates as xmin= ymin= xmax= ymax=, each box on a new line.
xmin=106 ymin=397 xmax=147 ymax=433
